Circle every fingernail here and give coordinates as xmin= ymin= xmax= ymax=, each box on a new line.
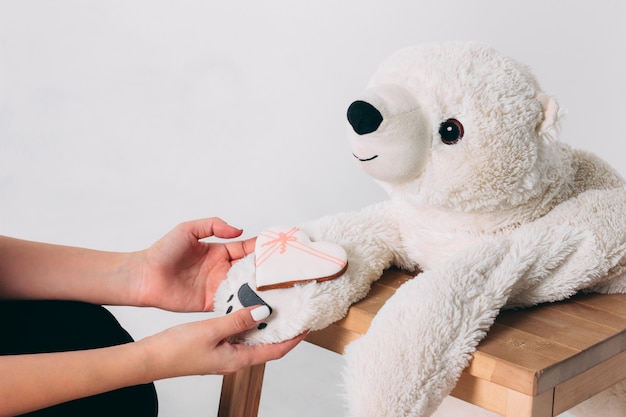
xmin=251 ymin=305 xmax=271 ymax=321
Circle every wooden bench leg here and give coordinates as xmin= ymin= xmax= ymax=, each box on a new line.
xmin=218 ymin=363 xmax=266 ymax=417
xmin=505 ymin=389 xmax=554 ymax=417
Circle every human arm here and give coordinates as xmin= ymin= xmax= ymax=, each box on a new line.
xmin=0 ymin=235 xmax=146 ymax=306
xmin=0 ymin=305 xmax=305 ymax=417
xmin=0 ymin=218 xmax=254 ymax=311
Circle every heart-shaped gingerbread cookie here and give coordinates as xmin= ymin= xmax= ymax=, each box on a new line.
xmin=254 ymin=226 xmax=348 ymax=291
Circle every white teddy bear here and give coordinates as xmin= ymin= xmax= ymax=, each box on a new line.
xmin=215 ymin=41 xmax=626 ymax=417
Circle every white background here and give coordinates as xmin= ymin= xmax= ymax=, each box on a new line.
xmin=1 ymin=1 xmax=625 ymax=416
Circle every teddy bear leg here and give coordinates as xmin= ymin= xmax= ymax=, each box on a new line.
xmin=567 ymin=380 xmax=626 ymax=417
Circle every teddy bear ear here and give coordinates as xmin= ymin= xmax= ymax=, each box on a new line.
xmin=535 ymin=92 xmax=561 ymax=135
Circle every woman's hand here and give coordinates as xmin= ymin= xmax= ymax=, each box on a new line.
xmin=134 ymin=218 xmax=255 ymax=312
xmin=140 ymin=305 xmax=307 ymax=378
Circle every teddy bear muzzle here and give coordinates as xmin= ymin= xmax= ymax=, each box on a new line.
xmin=346 ymin=84 xmax=432 ymax=184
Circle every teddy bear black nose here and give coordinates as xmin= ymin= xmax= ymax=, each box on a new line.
xmin=347 ymin=100 xmax=383 ymax=135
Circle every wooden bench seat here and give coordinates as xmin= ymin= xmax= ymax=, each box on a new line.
xmin=218 ymin=268 xmax=626 ymax=417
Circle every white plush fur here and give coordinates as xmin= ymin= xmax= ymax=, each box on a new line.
xmin=214 ymin=41 xmax=626 ymax=416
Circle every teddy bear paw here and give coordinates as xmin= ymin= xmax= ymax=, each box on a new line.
xmin=214 ymin=253 xmax=331 ymax=345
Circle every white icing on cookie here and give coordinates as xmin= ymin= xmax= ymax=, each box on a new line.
xmin=255 ymin=226 xmax=348 ymax=291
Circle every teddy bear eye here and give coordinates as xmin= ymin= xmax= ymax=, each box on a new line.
xmin=439 ymin=119 xmax=464 ymax=145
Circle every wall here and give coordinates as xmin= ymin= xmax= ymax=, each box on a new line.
xmin=1 ymin=1 xmax=624 ymax=416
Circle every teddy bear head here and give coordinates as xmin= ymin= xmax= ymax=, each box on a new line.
xmin=347 ymin=42 xmax=568 ymax=216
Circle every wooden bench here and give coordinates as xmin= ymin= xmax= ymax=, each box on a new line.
xmin=218 ymin=268 xmax=626 ymax=417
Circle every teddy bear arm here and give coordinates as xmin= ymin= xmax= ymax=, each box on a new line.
xmin=213 ymin=202 xmax=411 ymax=345
xmin=505 ymin=187 xmax=626 ymax=306
xmin=344 ymin=237 xmax=520 ymax=417
xmin=301 ymin=201 xmax=414 ymax=280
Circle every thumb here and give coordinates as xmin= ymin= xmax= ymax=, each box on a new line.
xmin=215 ymin=305 xmax=272 ymax=338
xmin=181 ymin=217 xmax=244 ymax=241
